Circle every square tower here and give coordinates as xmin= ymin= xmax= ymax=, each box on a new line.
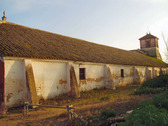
xmin=139 ymin=33 xmax=162 ymax=60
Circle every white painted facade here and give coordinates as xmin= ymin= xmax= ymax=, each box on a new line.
xmin=3 ymin=57 xmax=168 ymax=108
xmin=4 ymin=60 xmax=26 ymax=108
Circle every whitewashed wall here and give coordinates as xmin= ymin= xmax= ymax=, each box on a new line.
xmin=108 ymin=65 xmax=134 ymax=87
xmin=4 ymin=60 xmax=26 ymax=108
xmin=4 ymin=58 xmax=168 ymax=109
xmin=77 ymin=64 xmax=106 ymax=91
xmin=31 ymin=61 xmax=70 ymax=100
xmin=133 ymin=66 xmax=146 ymax=84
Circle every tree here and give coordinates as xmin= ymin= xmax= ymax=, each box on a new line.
xmin=162 ymin=33 xmax=168 ymax=63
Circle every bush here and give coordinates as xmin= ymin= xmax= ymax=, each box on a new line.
xmin=120 ymin=86 xmax=168 ymax=126
xmin=134 ymin=87 xmax=164 ymax=95
xmin=139 ymin=100 xmax=154 ymax=107
xmin=100 ymin=109 xmax=116 ymax=120
xmin=153 ymin=93 xmax=168 ymax=110
xmin=119 ymin=104 xmax=168 ymax=126
xmin=141 ymin=74 xmax=168 ymax=89
xmin=134 ymin=74 xmax=168 ymax=95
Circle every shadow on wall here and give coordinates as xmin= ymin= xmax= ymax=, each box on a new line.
xmin=45 ymin=76 xmax=69 ymax=100
xmin=152 ymin=68 xmax=157 ymax=78
xmin=133 ymin=67 xmax=140 ymax=84
xmin=159 ymin=68 xmax=163 ymax=75
xmin=106 ymin=67 xmax=114 ymax=89
xmin=5 ymin=60 xmax=26 ymax=108
xmin=133 ymin=67 xmax=152 ymax=84
xmin=145 ymin=67 xmax=151 ymax=81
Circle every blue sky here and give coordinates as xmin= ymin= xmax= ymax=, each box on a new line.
xmin=1 ymin=0 xmax=168 ymax=61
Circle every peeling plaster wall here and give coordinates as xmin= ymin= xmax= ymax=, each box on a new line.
xmin=4 ymin=60 xmax=26 ymax=108
xmin=108 ymin=65 xmax=134 ymax=87
xmin=3 ymin=58 xmax=168 ymax=109
xmin=31 ymin=61 xmax=70 ymax=100
xmin=133 ymin=66 xmax=146 ymax=84
xmin=152 ymin=67 xmax=160 ymax=78
xmin=78 ymin=64 xmax=106 ymax=91
xmin=161 ymin=68 xmax=167 ymax=74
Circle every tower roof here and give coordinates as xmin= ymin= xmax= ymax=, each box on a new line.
xmin=139 ymin=33 xmax=158 ymax=40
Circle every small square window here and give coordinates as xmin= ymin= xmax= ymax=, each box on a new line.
xmin=79 ymin=68 xmax=86 ymax=80
xmin=121 ymin=69 xmax=124 ymax=78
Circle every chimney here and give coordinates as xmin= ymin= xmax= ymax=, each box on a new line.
xmin=2 ymin=11 xmax=7 ymax=21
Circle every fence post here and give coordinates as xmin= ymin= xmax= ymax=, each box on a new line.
xmin=67 ymin=105 xmax=70 ymax=122
xmin=24 ymin=101 xmax=29 ymax=116
xmin=67 ymin=105 xmax=73 ymax=122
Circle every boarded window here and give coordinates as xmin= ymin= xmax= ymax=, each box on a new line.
xmin=121 ymin=69 xmax=124 ymax=78
xmin=79 ymin=68 xmax=86 ymax=80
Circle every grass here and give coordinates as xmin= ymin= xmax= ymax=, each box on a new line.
xmin=69 ymin=86 xmax=138 ymax=106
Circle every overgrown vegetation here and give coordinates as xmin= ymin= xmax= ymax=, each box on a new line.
xmin=134 ymin=74 xmax=168 ymax=95
xmin=141 ymin=74 xmax=168 ymax=88
xmin=119 ymin=74 xmax=168 ymax=126
xmin=119 ymin=104 xmax=168 ymax=126
xmin=119 ymin=93 xmax=168 ymax=126
xmin=134 ymin=87 xmax=164 ymax=95
xmin=100 ymin=109 xmax=116 ymax=120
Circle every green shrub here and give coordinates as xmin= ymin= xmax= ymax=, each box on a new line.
xmin=100 ymin=109 xmax=116 ymax=120
xmin=134 ymin=87 xmax=164 ymax=95
xmin=153 ymin=93 xmax=168 ymax=110
xmin=141 ymin=74 xmax=168 ymax=89
xmin=100 ymin=95 xmax=110 ymax=101
xmin=139 ymin=100 xmax=154 ymax=107
xmin=134 ymin=74 xmax=168 ymax=95
xmin=119 ymin=104 xmax=168 ymax=126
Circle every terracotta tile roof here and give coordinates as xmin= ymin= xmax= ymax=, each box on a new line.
xmin=0 ymin=22 xmax=167 ymax=67
xmin=139 ymin=33 xmax=158 ymax=40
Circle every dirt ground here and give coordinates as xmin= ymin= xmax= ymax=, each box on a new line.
xmin=0 ymin=85 xmax=153 ymax=126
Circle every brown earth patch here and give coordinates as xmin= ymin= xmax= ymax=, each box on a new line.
xmin=0 ymin=85 xmax=154 ymax=126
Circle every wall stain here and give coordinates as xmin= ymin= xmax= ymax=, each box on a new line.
xmin=80 ymin=77 xmax=104 ymax=85
xmin=59 ymin=79 xmax=67 ymax=85
xmin=86 ymin=77 xmax=104 ymax=82
xmin=18 ymin=89 xmax=23 ymax=93
xmin=130 ymin=69 xmax=133 ymax=76
xmin=7 ymin=93 xmax=13 ymax=102
xmin=80 ymin=80 xmax=87 ymax=85
xmin=112 ymin=73 xmax=120 ymax=79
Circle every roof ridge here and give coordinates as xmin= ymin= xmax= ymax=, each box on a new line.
xmin=0 ymin=21 xmax=167 ymax=67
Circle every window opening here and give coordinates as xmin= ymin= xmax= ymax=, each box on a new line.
xmin=121 ymin=69 xmax=124 ymax=78
xmin=79 ymin=68 xmax=85 ymax=80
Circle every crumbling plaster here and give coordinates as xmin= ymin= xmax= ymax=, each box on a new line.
xmin=3 ymin=57 xmax=168 ymax=108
